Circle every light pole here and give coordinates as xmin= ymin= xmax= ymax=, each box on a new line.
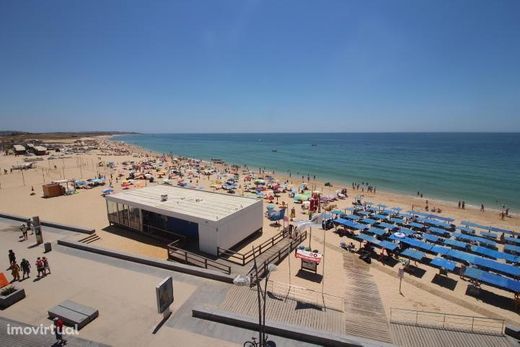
xmin=234 ymin=247 xmax=277 ymax=346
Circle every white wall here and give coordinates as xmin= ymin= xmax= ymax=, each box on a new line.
xmin=197 ymin=221 xmax=218 ymax=255
xmin=217 ymin=200 xmax=263 ymax=251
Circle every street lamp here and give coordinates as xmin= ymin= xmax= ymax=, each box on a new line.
xmin=233 ymin=249 xmax=277 ymax=346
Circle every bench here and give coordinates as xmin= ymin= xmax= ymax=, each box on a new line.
xmin=48 ymin=300 xmax=99 ymax=329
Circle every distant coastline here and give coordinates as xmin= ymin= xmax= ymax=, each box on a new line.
xmin=0 ymin=131 xmax=139 ymax=141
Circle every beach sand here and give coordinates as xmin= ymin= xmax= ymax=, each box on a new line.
xmin=0 ymin=136 xmax=519 ymax=326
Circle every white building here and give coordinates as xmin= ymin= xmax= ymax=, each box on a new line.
xmin=105 ymin=185 xmax=263 ymax=255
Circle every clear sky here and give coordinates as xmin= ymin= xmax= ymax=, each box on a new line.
xmin=0 ymin=0 xmax=519 ymax=133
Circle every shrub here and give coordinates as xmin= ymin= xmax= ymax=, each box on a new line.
xmin=1 ymin=286 xmax=17 ymax=296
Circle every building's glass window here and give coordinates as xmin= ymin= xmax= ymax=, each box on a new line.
xmin=129 ymin=206 xmax=141 ymax=231
xmin=107 ymin=200 xmax=119 ymax=224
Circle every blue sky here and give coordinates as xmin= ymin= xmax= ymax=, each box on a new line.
xmin=0 ymin=0 xmax=519 ymax=133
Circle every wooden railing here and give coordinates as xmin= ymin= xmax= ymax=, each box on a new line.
xmin=390 ymin=308 xmax=505 ymax=335
xmin=167 ymin=239 xmax=232 ymax=275
xmin=248 ymin=230 xmax=307 ymax=286
xmin=217 ymin=228 xmax=291 ymax=266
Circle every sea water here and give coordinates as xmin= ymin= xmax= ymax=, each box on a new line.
xmin=114 ymin=133 xmax=520 ymax=211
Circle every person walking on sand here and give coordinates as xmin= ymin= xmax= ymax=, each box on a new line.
xmin=42 ymin=257 xmax=51 ymax=275
xmin=36 ymin=257 xmax=44 ymax=278
xmin=53 ymin=317 xmax=67 ymax=345
xmin=481 ymin=204 xmax=484 ymax=212
xmin=26 ymin=218 xmax=33 ymax=234
xmin=20 ymin=258 xmax=30 ymax=279
xmin=459 ymin=264 xmax=466 ymax=280
xmin=10 ymin=261 xmax=21 ymax=282
xmin=462 ymin=201 xmax=465 ymax=209
xmin=8 ymin=249 xmax=16 ymax=266
xmin=458 ymin=201 xmax=461 ymax=209
xmin=20 ymin=223 xmax=28 ymax=240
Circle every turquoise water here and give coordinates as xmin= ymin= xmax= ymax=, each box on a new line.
xmin=114 ymin=133 xmax=520 ymax=211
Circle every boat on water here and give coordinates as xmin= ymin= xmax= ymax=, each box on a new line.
xmin=272 ymin=149 xmax=278 ymax=152
xmin=311 ymin=144 xmax=317 ymax=147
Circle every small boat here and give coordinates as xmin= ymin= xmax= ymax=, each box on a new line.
xmin=311 ymin=144 xmax=317 ymax=147
xmin=272 ymin=149 xmax=278 ymax=152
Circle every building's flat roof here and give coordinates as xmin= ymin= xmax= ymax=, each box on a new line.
xmin=13 ymin=145 xmax=25 ymax=151
xmin=106 ymin=185 xmax=259 ymax=222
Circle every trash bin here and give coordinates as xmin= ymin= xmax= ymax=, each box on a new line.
xmin=44 ymin=242 xmax=52 ymax=253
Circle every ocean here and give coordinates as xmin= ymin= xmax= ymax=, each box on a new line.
xmin=113 ymin=133 xmax=520 ymax=211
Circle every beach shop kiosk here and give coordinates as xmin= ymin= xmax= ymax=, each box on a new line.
xmin=105 ymin=185 xmax=263 ymax=256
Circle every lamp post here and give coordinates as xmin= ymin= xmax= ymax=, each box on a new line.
xmin=234 ymin=246 xmax=277 ymax=347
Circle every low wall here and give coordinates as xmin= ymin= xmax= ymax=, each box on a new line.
xmin=0 ymin=212 xmax=94 ymax=234
xmin=57 ymin=240 xmax=235 ymax=284
xmin=192 ymin=306 xmax=395 ymax=347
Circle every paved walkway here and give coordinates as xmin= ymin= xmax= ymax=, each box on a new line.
xmin=343 ymin=251 xmax=393 ymax=343
xmin=0 ymin=317 xmax=108 ymax=347
xmin=220 ymin=285 xmax=345 ymax=335
xmin=0 ymin=218 xmax=315 ymax=346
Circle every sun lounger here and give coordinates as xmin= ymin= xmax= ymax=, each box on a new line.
xmin=48 ymin=300 xmax=99 ymax=329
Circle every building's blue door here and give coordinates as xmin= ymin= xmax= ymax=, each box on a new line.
xmin=166 ymin=216 xmax=199 ymax=241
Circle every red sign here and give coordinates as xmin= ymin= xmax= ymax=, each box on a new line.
xmin=295 ymin=249 xmax=322 ymax=264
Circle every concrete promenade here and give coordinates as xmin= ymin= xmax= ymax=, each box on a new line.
xmin=0 ymin=218 xmax=316 ymax=346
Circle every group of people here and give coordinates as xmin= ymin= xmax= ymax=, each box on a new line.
xmin=352 ymin=182 xmax=376 ymax=194
xmin=7 ymin=249 xmax=51 ymax=282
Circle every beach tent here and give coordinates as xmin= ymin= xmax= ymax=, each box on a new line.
xmin=333 ymin=218 xmax=365 ymax=230
xmin=463 ymin=267 xmax=520 ymax=293
xmin=470 ymin=246 xmax=519 ymax=263
xmin=443 ymin=238 xmax=468 ymax=250
xmin=430 ymin=257 xmax=456 ymax=272
xmin=365 ymin=227 xmax=386 ymax=236
xmin=399 ymin=238 xmax=434 ymax=252
xmin=401 ymin=248 xmax=425 ymax=261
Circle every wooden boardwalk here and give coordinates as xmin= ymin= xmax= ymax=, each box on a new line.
xmin=390 ymin=323 xmax=515 ymax=347
xmin=220 ymin=285 xmax=345 ymax=335
xmin=229 ymin=233 xmax=306 ymax=275
xmin=343 ymin=252 xmax=393 ymax=343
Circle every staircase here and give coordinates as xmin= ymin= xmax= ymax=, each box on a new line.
xmin=78 ymin=233 xmax=101 ymax=244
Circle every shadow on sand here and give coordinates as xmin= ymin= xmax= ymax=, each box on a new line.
xmin=296 ymin=269 xmax=323 ymax=283
xmin=465 ymin=286 xmax=519 ymax=313
xmin=431 ymin=274 xmax=458 ymax=291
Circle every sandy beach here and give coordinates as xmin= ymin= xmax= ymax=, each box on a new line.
xmin=1 ymin=135 xmax=519 ymax=327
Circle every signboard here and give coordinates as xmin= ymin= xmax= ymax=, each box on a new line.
xmin=301 ymin=259 xmax=318 ymax=273
xmin=33 ymin=216 xmax=43 ymax=244
xmin=295 ymin=249 xmax=322 ymax=264
xmin=156 ymin=277 xmax=174 ymax=314
xmin=398 ymin=268 xmax=404 ymax=279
